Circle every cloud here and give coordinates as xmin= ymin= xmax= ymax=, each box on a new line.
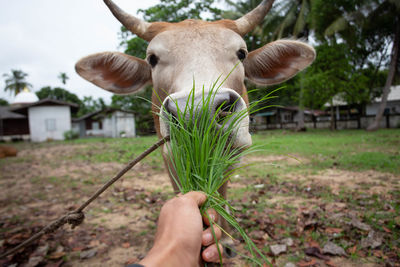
xmin=0 ymin=0 xmax=158 ymax=103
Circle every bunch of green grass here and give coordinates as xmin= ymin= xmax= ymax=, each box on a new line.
xmin=160 ymin=76 xmax=277 ymax=266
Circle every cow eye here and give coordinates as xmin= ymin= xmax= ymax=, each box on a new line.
xmin=237 ymin=49 xmax=247 ymax=61
xmin=148 ymin=54 xmax=159 ymax=68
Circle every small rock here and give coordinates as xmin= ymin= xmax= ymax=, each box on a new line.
xmin=384 ymin=203 xmax=394 ymax=210
xmin=361 ymin=231 xmax=383 ymax=249
xmin=304 ymin=247 xmax=329 ymax=260
xmin=328 ymin=212 xmax=346 ymax=221
xmin=270 ymin=244 xmax=287 ymax=256
xmin=304 ymin=219 xmax=318 ymax=227
xmin=254 ymin=184 xmax=265 ymax=189
xmin=48 ymin=251 xmax=67 ymax=260
xmin=33 ymin=244 xmax=49 ymax=257
xmin=350 ymin=218 xmax=371 ymax=232
xmin=80 ymin=248 xmax=98 ymax=259
xmin=250 ymin=230 xmax=265 ymax=240
xmin=26 ymin=256 xmax=44 ymax=267
xmin=322 ymin=241 xmax=347 ymax=256
xmin=284 ymin=263 xmax=296 ymax=267
xmin=282 ymin=238 xmax=294 ymax=247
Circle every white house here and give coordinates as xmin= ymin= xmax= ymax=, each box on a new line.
xmin=72 ymin=108 xmax=136 ymax=138
xmin=11 ymin=99 xmax=78 ymax=142
xmin=366 ymin=85 xmax=400 ymax=116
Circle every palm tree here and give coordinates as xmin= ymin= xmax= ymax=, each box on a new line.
xmin=262 ymin=0 xmax=313 ymax=130
xmin=3 ymin=70 xmax=32 ymax=96
xmin=58 ymin=72 xmax=69 ymax=85
xmin=225 ymin=0 xmax=314 ymax=130
xmin=314 ymin=0 xmax=400 ymax=130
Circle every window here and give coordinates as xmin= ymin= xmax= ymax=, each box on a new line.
xmin=284 ymin=114 xmax=292 ymax=122
xmin=45 ymin=119 xmax=56 ymax=132
xmin=92 ymin=122 xmax=100 ymax=130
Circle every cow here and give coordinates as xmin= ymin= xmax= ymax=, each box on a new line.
xmin=75 ymin=0 xmax=315 ymax=257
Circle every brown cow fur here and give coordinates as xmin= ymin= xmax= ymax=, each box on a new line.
xmin=0 ymin=146 xmax=18 ymax=159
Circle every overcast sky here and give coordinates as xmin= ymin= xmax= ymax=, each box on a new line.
xmin=0 ymin=0 xmax=159 ymax=104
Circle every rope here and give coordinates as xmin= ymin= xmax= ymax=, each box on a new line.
xmin=0 ymin=136 xmax=170 ymax=259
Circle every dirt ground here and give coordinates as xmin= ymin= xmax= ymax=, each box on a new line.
xmin=0 ymin=143 xmax=399 ymax=266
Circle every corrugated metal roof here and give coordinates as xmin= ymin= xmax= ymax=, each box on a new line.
xmin=10 ymin=98 xmax=79 ymax=115
xmin=374 ymin=85 xmax=400 ymax=102
xmin=0 ymin=106 xmax=26 ymax=119
xmin=72 ymin=108 xmax=136 ymax=122
xmin=324 ymin=93 xmax=348 ymax=107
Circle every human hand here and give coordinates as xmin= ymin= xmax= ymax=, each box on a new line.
xmin=139 ymin=191 xmax=222 ymax=267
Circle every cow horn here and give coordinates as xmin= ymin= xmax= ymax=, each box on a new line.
xmin=235 ymin=0 xmax=275 ymax=36
xmin=103 ymin=0 xmax=152 ymax=41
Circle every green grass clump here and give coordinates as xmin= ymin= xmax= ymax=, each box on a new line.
xmin=161 ymin=77 xmax=274 ymax=266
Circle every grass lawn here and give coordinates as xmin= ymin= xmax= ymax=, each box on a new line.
xmin=251 ymin=129 xmax=400 ymax=174
xmin=1 ymin=129 xmax=399 ymax=266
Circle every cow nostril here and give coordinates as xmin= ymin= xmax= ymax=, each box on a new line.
xmin=216 ymin=98 xmax=237 ymax=124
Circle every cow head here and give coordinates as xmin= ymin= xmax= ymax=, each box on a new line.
xmin=76 ymin=0 xmax=315 ymax=149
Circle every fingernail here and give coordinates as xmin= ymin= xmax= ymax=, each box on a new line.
xmin=204 ymin=249 xmax=214 ymax=260
xmin=203 ymin=233 xmax=212 ymax=243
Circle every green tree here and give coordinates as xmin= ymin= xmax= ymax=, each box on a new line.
xmin=139 ymin=0 xmax=221 ymax=22
xmin=58 ymin=72 xmax=69 ymax=85
xmin=36 ymin=86 xmax=82 ymax=105
xmin=77 ymin=96 xmax=107 ymax=117
xmin=228 ymin=0 xmax=315 ymax=130
xmin=311 ymin=0 xmax=400 ymax=130
xmin=119 ymin=0 xmax=222 ymax=58
xmin=2 ymin=69 xmax=32 ymax=96
xmin=0 ymin=98 xmax=9 ymax=106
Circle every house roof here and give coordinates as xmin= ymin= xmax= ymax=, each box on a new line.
xmin=325 ymin=85 xmax=400 ymax=107
xmin=72 ymin=108 xmax=136 ymax=122
xmin=324 ymin=93 xmax=348 ymax=107
xmin=11 ymin=98 xmax=79 ymax=115
xmin=373 ymin=85 xmax=400 ymax=102
xmin=0 ymin=106 xmax=26 ymax=119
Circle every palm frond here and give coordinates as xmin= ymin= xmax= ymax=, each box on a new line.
xmin=324 ymin=16 xmax=349 ymax=37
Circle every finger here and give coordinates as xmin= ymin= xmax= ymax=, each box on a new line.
xmin=202 ymin=243 xmax=224 ymax=263
xmin=202 ymin=225 xmax=222 ymax=246
xmin=203 ymin=208 xmax=218 ymax=226
xmin=183 ymin=191 xmax=207 ymax=207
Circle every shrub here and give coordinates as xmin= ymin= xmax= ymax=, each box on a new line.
xmin=63 ymin=130 xmax=79 ymax=140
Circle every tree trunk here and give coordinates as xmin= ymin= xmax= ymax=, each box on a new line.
xmin=330 ymin=99 xmax=335 ymax=131
xmin=367 ymin=17 xmax=399 ymax=131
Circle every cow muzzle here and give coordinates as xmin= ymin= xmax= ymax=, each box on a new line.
xmin=159 ymin=88 xmax=252 ymax=149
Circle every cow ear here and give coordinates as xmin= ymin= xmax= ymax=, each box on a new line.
xmin=244 ymin=40 xmax=315 ymax=86
xmin=75 ymin=52 xmax=152 ymax=94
